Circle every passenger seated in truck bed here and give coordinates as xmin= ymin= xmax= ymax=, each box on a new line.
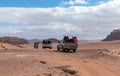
xmin=63 ymin=36 xmax=78 ymax=43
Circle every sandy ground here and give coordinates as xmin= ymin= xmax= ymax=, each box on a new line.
xmin=0 ymin=41 xmax=120 ymax=76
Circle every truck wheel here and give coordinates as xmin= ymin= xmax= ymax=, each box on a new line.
xmin=57 ymin=47 xmax=60 ymax=51
xmin=66 ymin=49 xmax=69 ymax=52
xmin=73 ymin=49 xmax=76 ymax=52
xmin=62 ymin=48 xmax=65 ymax=52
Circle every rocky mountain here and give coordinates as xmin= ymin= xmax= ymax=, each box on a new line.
xmin=2 ymin=36 xmax=29 ymax=44
xmin=103 ymin=29 xmax=120 ymax=41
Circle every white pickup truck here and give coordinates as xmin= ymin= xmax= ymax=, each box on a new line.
xmin=57 ymin=40 xmax=78 ymax=52
xmin=42 ymin=40 xmax=52 ymax=49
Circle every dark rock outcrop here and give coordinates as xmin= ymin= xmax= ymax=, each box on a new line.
xmin=2 ymin=36 xmax=29 ymax=44
xmin=103 ymin=29 xmax=120 ymax=41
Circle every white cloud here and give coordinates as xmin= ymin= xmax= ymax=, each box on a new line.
xmin=62 ymin=0 xmax=88 ymax=6
xmin=0 ymin=0 xmax=120 ymax=40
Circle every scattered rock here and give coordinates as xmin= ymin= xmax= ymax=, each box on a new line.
xmin=55 ymin=65 xmax=78 ymax=75
xmin=83 ymin=60 xmax=91 ymax=63
xmin=99 ymin=51 xmax=105 ymax=55
xmin=97 ymin=49 xmax=110 ymax=55
xmin=111 ymin=52 xmax=114 ymax=54
xmin=1 ymin=44 xmax=5 ymax=48
xmin=40 ymin=61 xmax=47 ymax=64
xmin=15 ymin=44 xmax=25 ymax=48
xmin=36 ymin=74 xmax=40 ymax=76
xmin=0 ymin=44 xmax=8 ymax=50
xmin=44 ymin=73 xmax=52 ymax=76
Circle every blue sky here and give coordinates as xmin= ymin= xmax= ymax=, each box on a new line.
xmin=0 ymin=0 xmax=61 ymax=7
xmin=0 ymin=0 xmax=120 ymax=40
xmin=1 ymin=0 xmax=62 ymax=7
xmin=0 ymin=0 xmax=109 ymax=7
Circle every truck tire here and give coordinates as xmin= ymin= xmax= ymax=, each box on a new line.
xmin=62 ymin=48 xmax=65 ymax=52
xmin=57 ymin=47 xmax=60 ymax=51
xmin=66 ymin=49 xmax=69 ymax=52
xmin=34 ymin=42 xmax=39 ymax=49
xmin=73 ymin=49 xmax=76 ymax=52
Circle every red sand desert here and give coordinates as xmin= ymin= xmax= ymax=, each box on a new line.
xmin=0 ymin=41 xmax=120 ymax=76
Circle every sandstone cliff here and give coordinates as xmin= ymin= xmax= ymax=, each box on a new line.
xmin=103 ymin=29 xmax=120 ymax=41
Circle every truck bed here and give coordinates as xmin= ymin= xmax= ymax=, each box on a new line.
xmin=63 ymin=42 xmax=78 ymax=50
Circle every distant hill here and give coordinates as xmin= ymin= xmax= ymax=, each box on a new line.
xmin=28 ymin=38 xmax=60 ymax=43
xmin=28 ymin=39 xmax=42 ymax=43
xmin=103 ymin=29 xmax=120 ymax=41
xmin=46 ymin=38 xmax=60 ymax=43
xmin=79 ymin=40 xmax=101 ymax=42
xmin=1 ymin=36 xmax=29 ymax=44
